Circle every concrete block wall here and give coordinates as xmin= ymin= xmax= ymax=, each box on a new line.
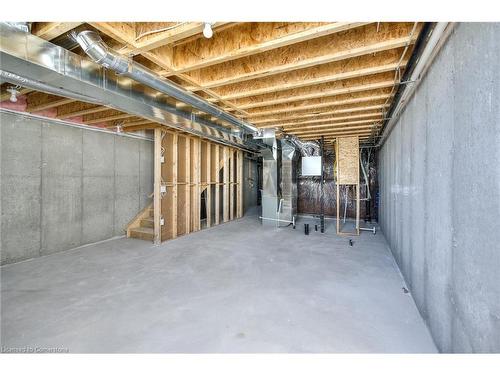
xmin=0 ymin=111 xmax=153 ymax=265
xmin=378 ymin=23 xmax=500 ymax=352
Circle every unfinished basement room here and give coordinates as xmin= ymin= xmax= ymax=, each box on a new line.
xmin=1 ymin=5 xmax=500 ymax=365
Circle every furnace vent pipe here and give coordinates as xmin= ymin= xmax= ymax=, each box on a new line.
xmin=72 ymin=30 xmax=259 ymax=135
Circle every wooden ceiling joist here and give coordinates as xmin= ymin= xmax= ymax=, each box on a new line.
xmin=188 ymin=22 xmax=419 ymax=89
xmin=123 ymin=123 xmax=160 ymax=132
xmin=270 ymin=112 xmax=384 ymax=129
xmin=288 ymin=120 xmax=381 ymax=134
xmin=253 ymin=103 xmax=389 ymax=126
xmin=169 ymin=22 xmax=369 ymax=74
xmin=230 ymin=73 xmax=396 ymax=110
xmin=245 ymin=91 xmax=393 ymax=118
xmin=83 ymin=110 xmax=134 ymax=125
xmin=57 ymin=102 xmax=110 ymax=119
xmin=26 ymin=92 xmax=75 ymax=113
xmin=22 ymin=21 xmax=423 ymax=141
xmin=300 ymin=128 xmax=378 ymax=139
xmin=212 ymin=48 xmax=406 ymax=101
xmin=31 ymin=22 xmax=84 ymax=40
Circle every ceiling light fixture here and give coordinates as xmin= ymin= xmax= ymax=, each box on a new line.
xmin=7 ymin=87 xmax=19 ymax=103
xmin=203 ymin=23 xmax=213 ymax=39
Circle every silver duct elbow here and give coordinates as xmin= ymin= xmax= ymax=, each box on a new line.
xmin=72 ymin=30 xmax=259 ymax=136
xmin=284 ymin=135 xmax=320 ymax=157
xmin=71 ymin=31 xmax=129 ymax=74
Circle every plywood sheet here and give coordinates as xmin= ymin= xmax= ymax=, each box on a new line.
xmin=337 ymin=136 xmax=359 ymax=185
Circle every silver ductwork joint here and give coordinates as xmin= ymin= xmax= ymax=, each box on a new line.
xmin=72 ymin=30 xmax=259 ymax=136
xmin=71 ymin=31 xmax=129 ymax=74
xmin=4 ymin=22 xmax=30 ymax=33
xmin=284 ymin=134 xmax=320 ymax=156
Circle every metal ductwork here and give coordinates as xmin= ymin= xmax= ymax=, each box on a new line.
xmin=72 ymin=30 xmax=259 ymax=136
xmin=284 ymin=134 xmax=320 ymax=156
xmin=0 ymin=71 xmax=105 ymax=105
xmin=0 ymin=22 xmax=258 ymax=151
xmin=259 ymin=130 xmax=298 ymax=227
xmin=279 ymin=139 xmax=298 ymax=224
xmin=3 ymin=22 xmax=30 ymax=33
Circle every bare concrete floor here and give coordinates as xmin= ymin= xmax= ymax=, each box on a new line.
xmin=1 ymin=210 xmax=437 ymax=353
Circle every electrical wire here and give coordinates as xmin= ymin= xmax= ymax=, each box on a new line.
xmin=134 ymin=22 xmax=190 ymax=41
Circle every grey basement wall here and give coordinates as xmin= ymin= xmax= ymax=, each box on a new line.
xmin=378 ymin=23 xmax=500 ymax=353
xmin=0 ymin=110 xmax=153 ymax=265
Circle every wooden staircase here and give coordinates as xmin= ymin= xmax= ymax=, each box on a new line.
xmin=126 ymin=203 xmax=154 ymax=241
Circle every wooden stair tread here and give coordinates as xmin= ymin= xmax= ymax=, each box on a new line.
xmin=129 ymin=226 xmax=154 ymax=240
xmin=130 ymin=227 xmax=154 ymax=234
xmin=140 ymin=217 xmax=154 ymax=228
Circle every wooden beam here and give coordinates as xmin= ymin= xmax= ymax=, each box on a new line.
xmin=213 ymin=49 xmax=406 ymax=100
xmin=227 ymin=72 xmax=396 ymax=110
xmin=153 ymin=128 xmax=162 ymax=244
xmin=189 ymin=23 xmax=420 ymax=88
xmin=28 ymin=98 xmax=74 ymax=113
xmin=191 ymin=138 xmax=201 ymax=231
xmin=171 ymin=22 xmax=368 ymax=74
xmin=121 ymin=119 xmax=155 ymax=127
xmin=277 ymin=114 xmax=383 ymax=129
xmin=246 ymin=91 xmax=392 ymax=119
xmin=206 ymin=143 xmax=212 ymax=228
xmin=121 ymin=22 xmax=230 ymax=55
xmin=85 ymin=112 xmax=134 ymax=125
xmin=229 ymin=150 xmax=234 ymax=221
xmin=259 ymin=110 xmax=385 ymax=129
xmin=32 ymin=22 xmax=83 ymax=40
xmin=171 ymin=133 xmax=178 ymax=238
xmin=26 ymin=92 xmax=74 ymax=113
xmin=57 ymin=104 xmax=109 ymax=119
xmin=299 ymin=128 xmax=378 ymax=139
xmin=88 ymin=22 xmax=135 ymax=46
xmin=214 ymin=145 xmax=220 ymax=225
xmin=223 ymin=147 xmax=229 ymax=223
xmin=185 ymin=136 xmax=191 ymax=234
xmin=290 ymin=122 xmax=380 ymax=135
xmin=237 ymin=150 xmax=243 ymax=218
xmin=123 ymin=123 xmax=160 ymax=132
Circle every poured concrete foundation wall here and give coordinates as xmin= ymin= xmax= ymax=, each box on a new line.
xmin=378 ymin=23 xmax=500 ymax=352
xmin=0 ymin=111 xmax=153 ymax=265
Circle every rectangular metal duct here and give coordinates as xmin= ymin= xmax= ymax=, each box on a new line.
xmin=0 ymin=23 xmax=255 ymax=151
xmin=280 ymin=139 xmax=298 ymax=223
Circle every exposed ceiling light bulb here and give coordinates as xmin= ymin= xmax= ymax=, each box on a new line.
xmin=203 ymin=23 xmax=213 ymax=39
xmin=7 ymin=87 xmax=18 ymax=103
xmin=116 ymin=124 xmax=123 ymax=133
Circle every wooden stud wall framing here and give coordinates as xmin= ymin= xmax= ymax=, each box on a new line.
xmin=214 ymin=145 xmax=220 ymax=225
xmin=223 ymin=147 xmax=230 ymax=222
xmin=237 ymin=150 xmax=243 ymax=218
xmin=229 ymin=149 xmax=235 ymax=221
xmin=153 ymin=130 xmax=244 ymax=243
